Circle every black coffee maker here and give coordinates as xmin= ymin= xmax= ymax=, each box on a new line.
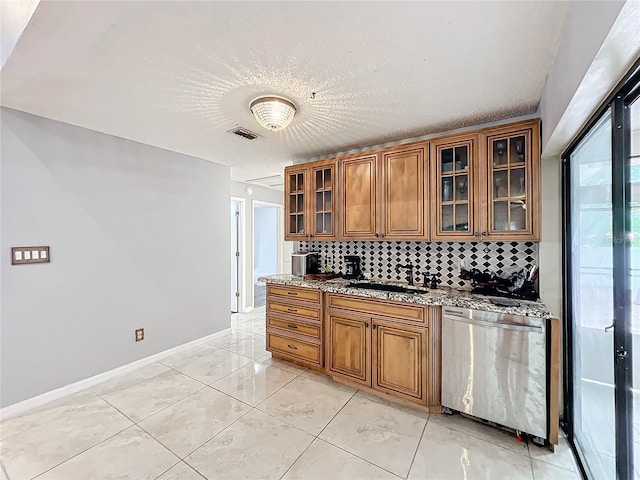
xmin=343 ymin=255 xmax=363 ymax=280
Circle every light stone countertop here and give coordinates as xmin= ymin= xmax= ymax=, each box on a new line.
xmin=258 ymin=274 xmax=554 ymax=320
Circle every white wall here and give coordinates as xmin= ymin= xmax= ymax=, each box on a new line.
xmin=230 ymin=181 xmax=288 ymax=311
xmin=0 ymin=108 xmax=231 ymax=407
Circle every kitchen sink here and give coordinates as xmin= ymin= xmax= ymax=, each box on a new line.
xmin=347 ymin=282 xmax=429 ymax=294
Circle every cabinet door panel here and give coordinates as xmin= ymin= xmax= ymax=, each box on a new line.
xmin=310 ymin=159 xmax=338 ymax=240
xmin=328 ymin=313 xmax=371 ymax=386
xmin=284 ymin=166 xmax=309 ymax=241
xmin=430 ymin=135 xmax=478 ymax=241
xmin=382 ymin=147 xmax=427 ymax=239
xmin=481 ymin=120 xmax=540 ymax=241
xmin=340 ymin=155 xmax=378 ymax=239
xmin=373 ymin=321 xmax=427 ymax=404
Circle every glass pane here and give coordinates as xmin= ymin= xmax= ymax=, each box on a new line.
xmin=630 ymin=98 xmax=640 ymax=476
xmin=493 ymin=201 xmax=508 ymax=230
xmin=325 ymin=191 xmax=332 ymax=210
xmin=454 ymin=204 xmax=469 ymax=231
xmin=316 ymin=170 xmax=323 ymax=190
xmin=510 ymin=135 xmax=526 ymax=164
xmin=493 ymin=138 xmax=508 ymax=166
xmin=316 ymin=192 xmax=323 ymax=212
xmin=570 ymin=110 xmax=614 ymax=479
xmin=289 ymin=215 xmax=297 ymax=234
xmin=441 ymin=205 xmax=454 ymax=231
xmin=455 ymin=175 xmax=468 ymax=201
xmin=297 ymin=214 xmax=305 ymax=234
xmin=324 ymin=169 xmax=332 ymax=188
xmin=316 ymin=213 xmax=323 ymax=234
xmin=455 ymin=146 xmax=468 ymax=171
xmin=442 ymin=148 xmax=454 ymax=173
xmin=297 ymin=173 xmax=304 ymax=191
xmin=324 ymin=213 xmax=332 ymax=234
xmin=442 ymin=177 xmax=453 ymax=202
xmin=289 ymin=195 xmax=297 ymax=214
xmin=510 ymin=168 xmax=526 ymax=197
xmin=297 ymin=194 xmax=304 ymax=212
xmin=289 ymin=174 xmax=297 ymax=193
xmin=493 ymin=171 xmax=508 ymax=198
xmin=509 ymin=201 xmax=525 ymax=230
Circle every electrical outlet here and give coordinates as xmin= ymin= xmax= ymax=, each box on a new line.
xmin=135 ymin=328 xmax=144 ymax=342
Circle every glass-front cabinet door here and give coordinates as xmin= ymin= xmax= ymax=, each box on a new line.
xmin=284 ymin=165 xmax=309 ymax=241
xmin=310 ymin=159 xmax=338 ymax=240
xmin=430 ymin=135 xmax=477 ymax=241
xmin=482 ymin=120 xmax=540 ymax=240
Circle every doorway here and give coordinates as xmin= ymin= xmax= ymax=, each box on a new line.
xmin=564 ymin=69 xmax=638 ymax=479
xmin=253 ymin=202 xmax=282 ymax=308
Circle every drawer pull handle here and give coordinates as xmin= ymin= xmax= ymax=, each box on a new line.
xmin=287 ymin=308 xmax=298 ymax=313
xmin=287 ymin=292 xmax=298 ymax=296
xmin=287 ymin=324 xmax=298 ymax=329
xmin=287 ymin=344 xmax=298 ymax=350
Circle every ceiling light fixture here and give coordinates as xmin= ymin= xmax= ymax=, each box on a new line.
xmin=250 ymin=96 xmax=296 ymax=131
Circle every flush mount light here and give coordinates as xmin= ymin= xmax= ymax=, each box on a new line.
xmin=249 ymin=96 xmax=296 ymax=131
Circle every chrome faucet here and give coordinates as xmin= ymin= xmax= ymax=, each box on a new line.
xmin=395 ymin=264 xmax=415 ymax=286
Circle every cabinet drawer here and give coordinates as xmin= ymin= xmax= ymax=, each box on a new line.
xmin=267 ymin=315 xmax=321 ymax=339
xmin=327 ymin=294 xmax=426 ymax=324
xmin=267 ymin=285 xmax=321 ymax=304
xmin=268 ymin=300 xmax=320 ymax=321
xmin=267 ymin=333 xmax=321 ymax=364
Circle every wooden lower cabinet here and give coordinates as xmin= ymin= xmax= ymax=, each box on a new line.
xmin=327 ymin=312 xmax=371 ymax=386
xmin=373 ymin=321 xmax=428 ymax=402
xmin=327 ymin=301 xmax=430 ymax=407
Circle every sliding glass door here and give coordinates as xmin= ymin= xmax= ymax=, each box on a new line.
xmin=565 ymin=71 xmax=639 ymax=480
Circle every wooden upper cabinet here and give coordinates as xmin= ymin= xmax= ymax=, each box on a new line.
xmin=381 ymin=146 xmax=428 ymax=240
xmin=284 ymin=158 xmax=338 ymax=241
xmin=310 ymin=158 xmax=338 ymax=240
xmin=430 ymin=134 xmax=478 ymax=241
xmin=340 ymin=154 xmax=378 ymax=239
xmin=285 ymin=165 xmax=310 ymax=241
xmin=480 ymin=119 xmax=540 ymax=241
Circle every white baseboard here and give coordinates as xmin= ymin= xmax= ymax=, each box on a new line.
xmin=0 ymin=328 xmax=232 ymax=420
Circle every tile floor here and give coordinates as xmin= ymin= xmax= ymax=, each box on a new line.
xmin=0 ymin=307 xmax=583 ymax=480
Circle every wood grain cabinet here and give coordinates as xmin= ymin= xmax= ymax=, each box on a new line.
xmin=284 ymin=158 xmax=338 ymax=241
xmin=326 ymin=293 xmax=430 ymax=407
xmin=266 ymin=285 xmax=323 ymax=368
xmin=480 ymin=120 xmax=540 ymax=241
xmin=430 ymin=119 xmax=540 ymax=242
xmin=340 ymin=144 xmax=428 ymax=240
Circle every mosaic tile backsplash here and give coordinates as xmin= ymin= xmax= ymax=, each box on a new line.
xmin=298 ymin=241 xmax=538 ymax=288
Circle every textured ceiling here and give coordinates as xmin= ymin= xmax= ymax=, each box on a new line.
xmin=0 ymin=1 xmax=569 ymax=182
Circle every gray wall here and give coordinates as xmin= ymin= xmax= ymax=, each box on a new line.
xmin=0 ymin=108 xmax=231 ymax=407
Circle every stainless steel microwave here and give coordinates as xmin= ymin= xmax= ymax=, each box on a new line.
xmin=292 ymin=252 xmax=319 ymax=277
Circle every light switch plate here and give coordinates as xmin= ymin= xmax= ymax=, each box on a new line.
xmin=12 ymin=246 xmax=50 ymax=265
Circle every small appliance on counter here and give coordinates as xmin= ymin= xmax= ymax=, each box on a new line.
xmin=343 ymin=255 xmax=363 ymax=280
xmin=292 ymin=251 xmax=319 ymax=277
xmin=460 ymin=265 xmax=538 ymax=300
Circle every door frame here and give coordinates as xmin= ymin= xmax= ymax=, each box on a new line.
xmin=562 ymin=60 xmax=640 ymax=480
xmin=231 ymin=197 xmax=246 ymax=313
xmin=251 ymin=200 xmax=284 ymax=309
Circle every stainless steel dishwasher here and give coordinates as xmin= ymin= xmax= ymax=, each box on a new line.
xmin=441 ymin=306 xmax=548 ymax=440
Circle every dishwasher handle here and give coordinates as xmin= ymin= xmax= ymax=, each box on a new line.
xmin=444 ymin=313 xmax=543 ymax=333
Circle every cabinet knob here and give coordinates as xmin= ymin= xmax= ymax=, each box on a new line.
xmin=381 ymin=234 xmax=385 ymax=238
xmin=474 ymin=232 xmax=480 ymax=237
xmin=365 ymin=322 xmax=369 ymax=328
xmin=372 ymin=324 xmax=377 ymax=329
xmin=481 ymin=231 xmax=488 ymax=237
xmin=375 ymin=233 xmax=380 ymax=238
